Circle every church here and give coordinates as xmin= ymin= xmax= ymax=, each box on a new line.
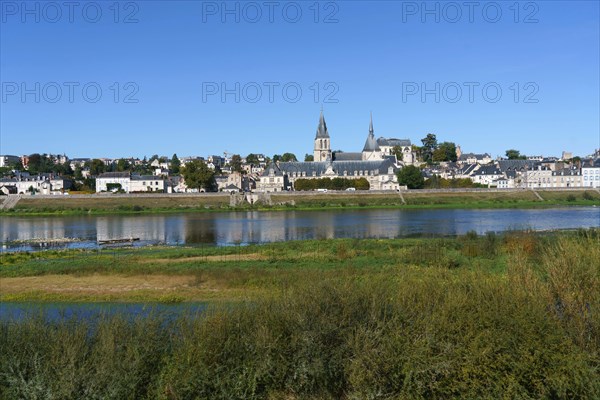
xmin=258 ymin=111 xmax=414 ymax=192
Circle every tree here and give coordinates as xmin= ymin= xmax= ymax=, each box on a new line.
xmin=281 ymin=153 xmax=298 ymax=162
xmin=230 ymin=154 xmax=243 ymax=173
xmin=116 ymin=159 xmax=131 ymax=172
xmin=432 ymin=142 xmax=457 ymax=163
xmin=88 ymin=159 xmax=106 ymax=176
xmin=181 ymin=159 xmax=216 ymax=191
xmin=421 ymin=133 xmax=438 ymax=163
xmin=272 ymin=154 xmax=282 ymax=163
xmin=397 ymin=165 xmax=425 ymax=189
xmin=505 ymin=149 xmax=526 ymax=160
xmin=304 ymin=154 xmax=314 ymax=162
xmin=246 ymin=154 xmax=259 ymax=165
xmin=170 ymin=154 xmax=181 ymax=174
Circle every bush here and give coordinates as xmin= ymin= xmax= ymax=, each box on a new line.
xmin=566 ymin=194 xmax=577 ymax=202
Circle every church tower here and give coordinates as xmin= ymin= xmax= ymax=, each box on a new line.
xmin=313 ymin=110 xmax=331 ymax=162
xmin=362 ymin=112 xmax=383 ymax=161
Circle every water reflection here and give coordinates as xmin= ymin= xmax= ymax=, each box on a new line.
xmin=1 ymin=207 xmax=598 ymax=252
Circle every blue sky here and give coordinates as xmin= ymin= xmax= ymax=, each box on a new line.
xmin=1 ymin=0 xmax=599 ymax=159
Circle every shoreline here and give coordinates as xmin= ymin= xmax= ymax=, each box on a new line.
xmin=1 ymin=189 xmax=599 ymax=216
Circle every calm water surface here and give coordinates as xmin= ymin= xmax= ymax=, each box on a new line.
xmin=1 ymin=207 xmax=599 ymax=252
xmin=0 ymin=302 xmax=208 ymax=322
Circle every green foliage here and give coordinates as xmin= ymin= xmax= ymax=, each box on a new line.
xmin=87 ymin=159 xmax=106 ymax=176
xmin=116 ymin=158 xmax=131 ymax=172
xmin=280 ymin=152 xmax=297 ymax=162
xmin=293 ymin=177 xmax=370 ymax=191
xmin=181 ymin=160 xmax=217 ymax=191
xmin=245 ymin=153 xmax=259 ymax=165
xmin=397 ymin=165 xmax=425 ymax=189
xmin=425 ymin=175 xmax=486 ymax=189
xmin=106 ymin=183 xmax=122 ymax=192
xmin=432 ymin=141 xmax=457 ymax=162
xmin=170 ymin=154 xmax=181 ymax=174
xmin=420 ymin=133 xmax=438 ymax=163
xmin=304 ymin=153 xmax=314 ymax=162
xmin=506 ymin=149 xmax=527 ymax=160
xmin=2 ymin=232 xmax=600 ymax=399
xmin=230 ymin=154 xmax=243 ymax=173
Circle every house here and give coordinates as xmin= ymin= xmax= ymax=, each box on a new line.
xmin=582 ymin=159 xmax=600 ymax=188
xmin=458 ymin=152 xmax=492 ymax=165
xmin=551 ymin=168 xmax=583 ymax=188
xmin=376 ymin=137 xmax=415 ymax=165
xmin=96 ymin=172 xmax=166 ymax=193
xmin=70 ymin=158 xmax=91 ymax=170
xmin=130 ymin=175 xmax=167 ymax=193
xmin=470 ymin=165 xmax=503 ymax=186
xmin=0 ymin=172 xmax=70 ymax=194
xmin=524 ymin=166 xmax=553 ymax=189
xmin=0 ymin=155 xmax=20 ymax=168
xmin=96 ymin=172 xmax=131 ymax=192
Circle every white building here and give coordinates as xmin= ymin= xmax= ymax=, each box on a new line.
xmin=582 ymin=160 xmax=600 ymax=188
xmin=96 ymin=172 xmax=166 ymax=193
xmin=524 ymin=167 xmax=554 ymax=189
xmin=0 ymin=155 xmax=20 ymax=168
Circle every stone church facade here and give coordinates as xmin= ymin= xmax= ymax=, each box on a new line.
xmin=259 ymin=112 xmax=412 ymax=192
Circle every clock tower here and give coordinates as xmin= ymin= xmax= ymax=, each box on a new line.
xmin=313 ymin=110 xmax=331 ymax=162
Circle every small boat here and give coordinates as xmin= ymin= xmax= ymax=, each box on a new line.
xmin=98 ymin=238 xmax=140 ymax=245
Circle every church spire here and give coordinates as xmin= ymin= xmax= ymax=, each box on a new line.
xmin=315 ymin=108 xmax=329 ymax=139
xmin=369 ymin=111 xmax=374 ymax=136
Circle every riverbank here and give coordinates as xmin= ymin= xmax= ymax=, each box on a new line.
xmin=2 ymin=230 xmax=599 ymax=399
xmin=1 ymin=229 xmax=598 ymax=303
xmin=1 ymin=189 xmax=599 ymax=216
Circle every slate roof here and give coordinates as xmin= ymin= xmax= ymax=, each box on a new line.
xmin=262 ymin=159 xmax=396 ymax=177
xmin=472 ymin=165 xmax=502 ymax=176
xmin=315 ymin=110 xmax=329 ymax=139
xmin=457 ymin=164 xmax=478 ymax=176
xmin=98 ymin=172 xmax=130 ymax=179
xmin=377 ymin=138 xmax=411 ymax=147
xmin=498 ymin=160 xmax=540 ymax=172
xmin=131 ymin=175 xmax=164 ymax=181
xmin=459 ymin=152 xmax=491 ymax=161
xmin=333 ymin=152 xmax=362 ymax=161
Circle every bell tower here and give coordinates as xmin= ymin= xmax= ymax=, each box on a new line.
xmin=313 ymin=109 xmax=331 ymax=162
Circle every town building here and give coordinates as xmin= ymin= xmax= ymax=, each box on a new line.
xmin=0 ymin=172 xmax=71 ymax=195
xmin=259 ymin=112 xmax=401 ymax=192
xmin=0 ymin=155 xmax=20 ymax=168
xmin=96 ymin=172 xmax=166 ymax=193
xmin=582 ymin=159 xmax=600 ymax=188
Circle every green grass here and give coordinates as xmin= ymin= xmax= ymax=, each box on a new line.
xmin=1 ymin=230 xmax=599 ymax=399
xmin=2 ymin=190 xmax=599 ymax=216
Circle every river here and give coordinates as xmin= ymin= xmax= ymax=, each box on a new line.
xmin=1 ymin=207 xmax=598 ymax=252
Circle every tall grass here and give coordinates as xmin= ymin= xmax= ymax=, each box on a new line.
xmin=1 ymin=232 xmax=599 ymax=399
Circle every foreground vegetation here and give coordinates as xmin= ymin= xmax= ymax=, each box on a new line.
xmin=1 ymin=230 xmax=600 ymax=398
xmin=2 ymin=189 xmax=599 ymax=216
